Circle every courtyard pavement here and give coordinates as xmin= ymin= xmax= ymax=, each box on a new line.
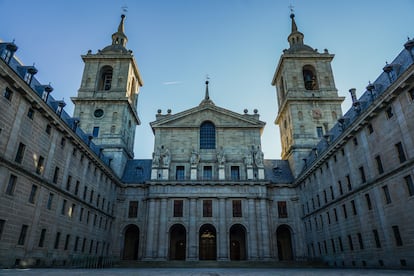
xmin=1 ymin=268 xmax=413 ymax=276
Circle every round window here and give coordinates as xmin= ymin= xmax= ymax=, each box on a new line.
xmin=94 ymin=109 xmax=104 ymax=118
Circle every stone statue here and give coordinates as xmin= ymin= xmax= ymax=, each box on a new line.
xmin=162 ymin=147 xmax=171 ymax=167
xmin=152 ymin=147 xmax=161 ymax=167
xmin=244 ymin=149 xmax=253 ymax=166
xmin=217 ymin=147 xmax=225 ymax=165
xmin=254 ymin=145 xmax=264 ymax=167
xmin=190 ymin=148 xmax=200 ymax=165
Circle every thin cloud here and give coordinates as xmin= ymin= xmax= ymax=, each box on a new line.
xmin=162 ymin=81 xmax=182 ymax=85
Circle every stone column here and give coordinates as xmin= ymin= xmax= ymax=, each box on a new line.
xmin=187 ymin=198 xmax=197 ymax=260
xmin=218 ymin=198 xmax=228 ymax=260
xmin=248 ymin=198 xmax=258 ymax=259
xmin=157 ymin=198 xmax=168 ymax=259
xmin=259 ymin=198 xmax=271 ymax=259
xmin=144 ymin=198 xmax=156 ymax=259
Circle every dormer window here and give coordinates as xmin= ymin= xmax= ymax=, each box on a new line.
xmin=1 ymin=42 xmax=18 ymax=64
xmin=99 ymin=66 xmax=113 ymax=91
xmin=302 ymin=65 xmax=318 ymax=90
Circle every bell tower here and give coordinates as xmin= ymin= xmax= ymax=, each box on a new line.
xmin=272 ymin=13 xmax=344 ymax=177
xmin=72 ymin=15 xmax=143 ymax=177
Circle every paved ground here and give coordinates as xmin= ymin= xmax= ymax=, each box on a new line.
xmin=1 ymin=268 xmax=413 ymax=276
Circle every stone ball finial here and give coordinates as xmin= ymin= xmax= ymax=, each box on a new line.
xmin=157 ymin=109 xmax=162 ymax=114
xmin=167 ymin=109 xmax=172 ymax=114
xmin=254 ymin=109 xmax=258 ymax=114
xmin=244 ymin=109 xmax=248 ymax=114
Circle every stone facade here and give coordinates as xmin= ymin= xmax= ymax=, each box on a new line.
xmin=0 ymin=13 xmax=413 ymax=269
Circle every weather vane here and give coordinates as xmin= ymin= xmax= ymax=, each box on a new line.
xmin=121 ymin=5 xmax=128 ymax=14
xmin=289 ymin=4 xmax=295 ymax=13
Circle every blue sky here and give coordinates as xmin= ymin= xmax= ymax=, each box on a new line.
xmin=1 ymin=0 xmax=413 ymax=159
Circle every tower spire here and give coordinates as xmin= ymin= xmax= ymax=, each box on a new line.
xmin=205 ymin=76 xmax=210 ymax=100
xmin=111 ymin=14 xmax=128 ymax=48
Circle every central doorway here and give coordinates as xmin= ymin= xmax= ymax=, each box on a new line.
xmin=276 ymin=225 xmax=293 ymax=261
xmin=122 ymin=224 xmax=139 ymax=260
xmin=229 ymin=224 xmax=247 ymax=260
xmin=199 ymin=224 xmax=217 ymax=260
xmin=169 ymin=224 xmax=186 ymax=260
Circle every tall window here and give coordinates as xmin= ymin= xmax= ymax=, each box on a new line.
xmin=203 ymin=166 xmax=213 ymax=180
xmin=99 ymin=66 xmax=113 ymax=91
xmin=6 ymin=174 xmax=17 ymax=196
xmin=375 ymin=155 xmax=384 ymax=174
xmin=61 ymin=200 xmax=67 ymax=215
xmin=18 ymin=225 xmax=28 ymax=245
xmin=230 ymin=166 xmax=240 ymax=180
xmin=54 ymin=232 xmax=61 ymax=249
xmin=392 ymin=225 xmax=403 ymax=246
xmin=278 ymin=201 xmax=288 ymax=218
xmin=173 ymin=200 xmax=183 ymax=217
xmin=359 ymin=167 xmax=366 ymax=183
xmin=176 ymin=166 xmax=185 ymax=180
xmin=128 ymin=201 xmax=138 ymax=218
xmin=15 ymin=143 xmax=26 ymax=163
xmin=38 ymin=229 xmax=46 ymax=247
xmin=382 ymin=185 xmax=392 ymax=204
xmin=4 ymin=87 xmax=13 ymax=101
xmin=404 ymin=175 xmax=414 ymax=196
xmin=316 ymin=127 xmax=323 ymax=138
xmin=93 ymin=127 xmax=99 ymax=137
xmin=52 ymin=167 xmax=60 ymax=184
xmin=200 ymin=121 xmax=216 ymax=149
xmin=357 ymin=233 xmax=364 ymax=249
xmin=232 ymin=200 xmax=242 ymax=217
xmin=302 ymin=65 xmax=319 ymax=90
xmin=64 ymin=234 xmax=70 ymax=250
xmin=47 ymin=193 xmax=54 ymax=210
xmin=36 ymin=156 xmax=45 ymax=175
xmin=203 ymin=200 xmax=212 ymax=217
xmin=66 ymin=175 xmax=72 ymax=191
xmin=28 ymin=185 xmax=38 ymax=204
xmin=365 ymin=193 xmax=372 ymax=210
xmin=395 ymin=142 xmax=407 ymax=163
xmin=0 ymin=219 xmax=5 ymax=240
xmin=373 ymin=229 xmax=381 ymax=248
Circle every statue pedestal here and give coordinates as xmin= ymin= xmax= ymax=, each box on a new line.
xmin=218 ymin=165 xmax=225 ymax=180
xmin=247 ymin=166 xmax=254 ymax=180
xmin=191 ymin=167 xmax=197 ymax=180
xmin=161 ymin=168 xmax=169 ymax=180
xmin=151 ymin=168 xmax=158 ymax=180
xmin=258 ymin=168 xmax=265 ymax=180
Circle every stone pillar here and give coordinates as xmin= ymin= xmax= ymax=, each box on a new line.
xmin=246 ymin=166 xmax=254 ymax=180
xmin=218 ymin=165 xmax=225 ymax=180
xmin=187 ymin=198 xmax=197 ymax=260
xmin=190 ymin=166 xmax=197 ymax=180
xmin=218 ymin=198 xmax=228 ymax=260
xmin=157 ymin=198 xmax=168 ymax=259
xmin=248 ymin=198 xmax=258 ymax=259
xmin=144 ymin=198 xmax=156 ymax=259
xmin=259 ymin=198 xmax=271 ymax=259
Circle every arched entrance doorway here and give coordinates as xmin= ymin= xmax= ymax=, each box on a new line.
xmin=199 ymin=224 xmax=217 ymax=260
xmin=123 ymin=224 xmax=139 ymax=260
xmin=169 ymin=224 xmax=186 ymax=260
xmin=229 ymin=224 xmax=247 ymax=260
xmin=276 ymin=225 xmax=293 ymax=261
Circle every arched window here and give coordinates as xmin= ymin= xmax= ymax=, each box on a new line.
xmin=200 ymin=121 xmax=216 ymax=149
xmin=99 ymin=66 xmax=113 ymax=91
xmin=302 ymin=65 xmax=319 ymax=90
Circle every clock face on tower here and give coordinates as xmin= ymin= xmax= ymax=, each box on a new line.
xmin=94 ymin=108 xmax=104 ymax=118
xmin=312 ymin=109 xmax=322 ymax=119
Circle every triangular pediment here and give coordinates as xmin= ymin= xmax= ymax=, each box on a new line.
xmin=150 ymin=103 xmax=265 ymax=130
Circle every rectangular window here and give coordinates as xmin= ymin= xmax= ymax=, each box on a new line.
xmin=45 ymin=124 xmax=52 ymax=135
xmin=66 ymin=175 xmax=72 ymax=191
xmin=203 ymin=166 xmax=212 ymax=180
xmin=128 ymin=201 xmax=138 ymax=218
xmin=61 ymin=200 xmax=67 ymax=215
xmin=46 ymin=193 xmax=54 ymax=210
xmin=74 ymin=236 xmax=79 ymax=252
xmin=331 ymin=239 xmax=336 ymax=253
xmin=27 ymin=108 xmax=34 ymax=119
xmin=176 ymin=166 xmax=185 ymax=180
xmin=5 ymin=174 xmax=17 ymax=196
xmin=69 ymin=204 xmax=75 ymax=218
xmin=89 ymin=240 xmax=94 ymax=254
xmin=346 ymin=175 xmax=352 ymax=190
xmin=64 ymin=234 xmax=70 ymax=250
xmin=15 ymin=143 xmax=26 ymax=163
xmin=353 ymin=137 xmax=358 ymax=146
xmin=365 ymin=193 xmax=372 ymax=210
xmin=338 ymin=181 xmax=343 ymax=195
xmin=83 ymin=186 xmax=87 ymax=200
xmin=359 ymin=167 xmax=366 ymax=183
xmin=54 ymin=232 xmax=61 ymax=249
xmin=92 ymin=127 xmax=99 ymax=137
xmin=173 ymin=200 xmax=183 ymax=217
xmin=28 ymin=184 xmax=38 ymax=204
xmin=351 ymin=200 xmax=357 ymax=215
xmin=36 ymin=156 xmax=45 ymax=175
xmin=342 ymin=204 xmax=347 ymax=219
xmin=3 ymin=87 xmax=13 ymax=101
xmin=326 ymin=211 xmax=331 ymax=224
xmin=367 ymin=123 xmax=374 ymax=134
xmin=82 ymin=238 xmax=86 ymax=252
xmin=334 ymin=208 xmax=338 ymax=221
xmin=203 ymin=200 xmax=212 ymax=217
xmin=338 ymin=237 xmax=344 ymax=252
xmin=348 ymin=235 xmax=354 ymax=251
xmin=357 ymin=233 xmax=364 ymax=249
xmin=382 ymin=185 xmax=392 ymax=204
xmin=316 ymin=126 xmax=323 ymax=138
xmin=375 ymin=156 xmax=384 ymax=174
xmin=277 ymin=201 xmax=288 ymax=218
xmin=386 ymin=106 xmax=394 ymax=118
xmin=373 ymin=229 xmax=381 ymax=248
xmin=395 ymin=142 xmax=407 ymax=163
xmin=60 ymin=138 xmax=66 ymax=148
xmin=52 ymin=167 xmax=60 ymax=184
xmin=0 ymin=219 xmax=5 ymax=240
xmin=90 ymin=190 xmax=94 ymax=203
xmin=87 ymin=211 xmax=90 ymax=224
xmin=38 ymin=229 xmax=46 ymax=247
xmin=79 ymin=208 xmax=84 ymax=222
xmin=392 ymin=225 xmax=403 ymax=246
xmin=404 ymin=175 xmax=414 ymax=196
xmin=18 ymin=225 xmax=28 ymax=245
xmin=233 ymin=200 xmax=242 ymax=217
xmin=231 ymin=166 xmax=240 ymax=180
xmin=330 ymin=186 xmax=335 ymax=200
xmin=75 ymin=181 xmax=80 ymax=196
xmin=323 ymin=190 xmax=327 ymax=203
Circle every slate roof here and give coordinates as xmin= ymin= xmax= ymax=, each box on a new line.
xmin=263 ymin=159 xmax=294 ymax=184
xmin=121 ymin=159 xmax=152 ymax=184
